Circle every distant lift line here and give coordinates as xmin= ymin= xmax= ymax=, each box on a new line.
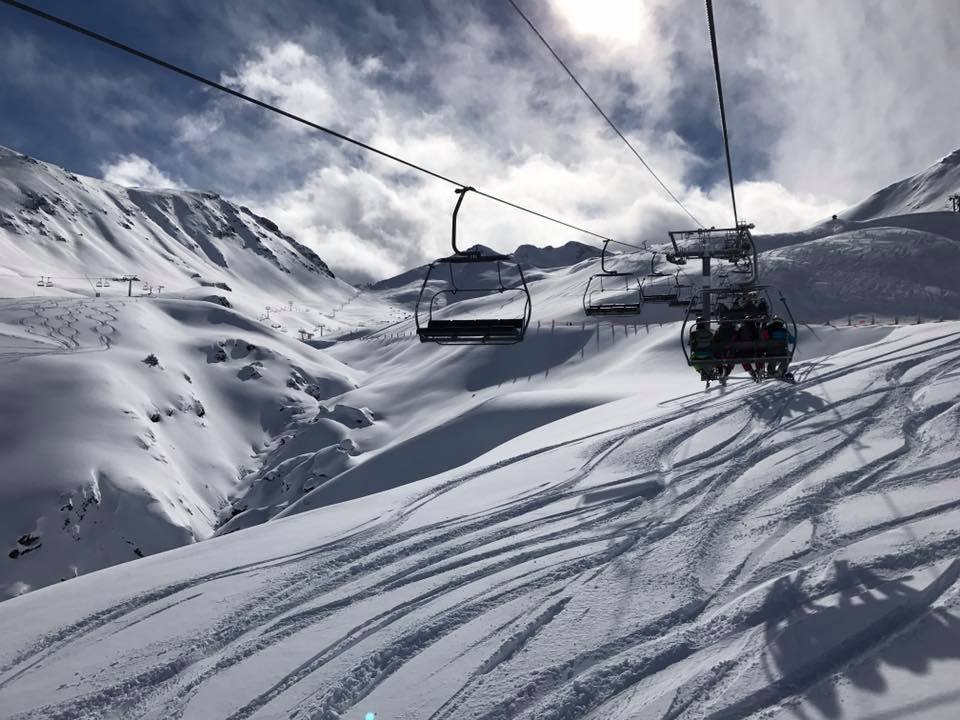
xmin=507 ymin=0 xmax=703 ymax=228
xmin=0 ymin=0 xmax=612 ymax=244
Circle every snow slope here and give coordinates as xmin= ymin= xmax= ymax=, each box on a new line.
xmin=843 ymin=148 xmax=960 ymax=221
xmin=0 ymin=295 xmax=359 ymax=598
xmin=212 ymin=204 xmax=960 ymax=533
xmin=1 ymin=321 xmax=958 ymax=720
xmin=0 ymin=146 xmax=335 ymax=294
xmin=0 ymin=147 xmax=411 ymax=598
xmin=4 ymin=143 xmax=960 ymax=718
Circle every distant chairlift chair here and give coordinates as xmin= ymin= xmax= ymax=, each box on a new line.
xmin=582 ymin=239 xmax=643 ymax=316
xmin=639 ymin=253 xmax=692 ymax=307
xmin=415 ymin=187 xmax=532 ymax=345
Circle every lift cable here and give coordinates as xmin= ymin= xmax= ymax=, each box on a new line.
xmin=507 ymin=0 xmax=703 ymax=229
xmin=606 ymin=239 xmax=648 ymax=254
xmin=0 ymin=0 xmax=613 ymax=243
xmin=705 ymin=0 xmax=739 ymax=228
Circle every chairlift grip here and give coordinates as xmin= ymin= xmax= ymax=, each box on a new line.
xmin=451 ymin=186 xmax=475 ymax=255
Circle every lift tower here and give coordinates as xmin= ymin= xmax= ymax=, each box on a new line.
xmin=665 ymin=222 xmax=757 ymax=319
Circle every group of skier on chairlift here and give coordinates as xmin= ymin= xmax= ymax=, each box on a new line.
xmin=688 ymin=290 xmax=795 ymax=387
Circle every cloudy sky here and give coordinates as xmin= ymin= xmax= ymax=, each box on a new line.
xmin=2 ymin=0 xmax=959 ymax=282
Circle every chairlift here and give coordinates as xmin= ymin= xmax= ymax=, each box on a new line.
xmin=103 ymin=278 xmax=111 ymax=287
xmin=36 ymin=277 xmax=44 ymax=287
xmin=142 ymin=282 xmax=149 ymax=291
xmin=582 ymin=239 xmax=643 ymax=316
xmin=639 ymin=253 xmax=691 ymax=306
xmin=666 ymin=223 xmax=758 ymax=285
xmin=45 ymin=277 xmax=54 ymax=287
xmin=680 ymin=285 xmax=798 ymax=384
xmin=96 ymin=278 xmax=103 ymax=288
xmin=415 ymin=187 xmax=531 ymax=344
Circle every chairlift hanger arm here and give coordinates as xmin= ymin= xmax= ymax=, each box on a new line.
xmin=600 ymin=238 xmax=648 ymax=273
xmin=451 ymin=186 xmax=474 ymax=255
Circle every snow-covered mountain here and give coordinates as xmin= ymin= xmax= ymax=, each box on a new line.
xmin=3 ymin=144 xmax=960 ymax=719
xmin=0 ymin=145 xmax=345 ymax=315
xmin=0 ymin=147 xmax=410 ymax=598
xmin=843 ymin=147 xmax=960 ymax=220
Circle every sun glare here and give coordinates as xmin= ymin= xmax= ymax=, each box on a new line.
xmin=549 ymin=0 xmax=648 ymax=46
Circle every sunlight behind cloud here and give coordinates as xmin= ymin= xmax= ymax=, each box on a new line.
xmin=549 ymin=0 xmax=650 ymax=47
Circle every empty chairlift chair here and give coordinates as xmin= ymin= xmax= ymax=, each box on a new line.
xmin=639 ymin=253 xmax=692 ymax=306
xmin=415 ymin=187 xmax=532 ymax=345
xmin=582 ymin=240 xmax=643 ymax=316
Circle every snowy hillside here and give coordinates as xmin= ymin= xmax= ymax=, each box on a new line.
xmin=843 ymin=147 xmax=960 ymax=220
xmin=3 ymin=143 xmax=960 ymax=718
xmin=0 ymin=144 xmax=354 ymax=318
xmin=0 ymin=148 xmax=413 ymax=598
xmin=1 ymin=321 xmax=959 ymax=719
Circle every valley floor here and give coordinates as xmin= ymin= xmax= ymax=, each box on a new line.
xmin=2 ymin=322 xmax=960 ymax=719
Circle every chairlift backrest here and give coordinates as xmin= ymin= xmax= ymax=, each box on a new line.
xmin=415 ymin=187 xmax=532 ymax=344
xmin=582 ymin=239 xmax=643 ymax=316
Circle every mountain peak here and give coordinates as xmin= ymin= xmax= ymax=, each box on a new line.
xmin=842 ymin=147 xmax=960 ymax=221
xmin=0 ymin=145 xmax=337 ymax=295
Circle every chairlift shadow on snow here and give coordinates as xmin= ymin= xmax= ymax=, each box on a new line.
xmin=749 ymin=559 xmax=960 ymax=720
xmin=463 ymin=327 xmax=595 ymax=392
xmin=580 ymin=477 xmax=664 ymax=506
xmin=743 ymin=387 xmax=829 ymax=421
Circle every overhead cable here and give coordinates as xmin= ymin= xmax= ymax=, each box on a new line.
xmin=507 ymin=0 xmax=703 ymax=228
xmin=0 ymin=0 xmax=613 ymax=242
xmin=705 ymin=0 xmax=739 ymax=228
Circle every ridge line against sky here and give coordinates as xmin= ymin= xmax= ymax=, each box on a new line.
xmin=2 ymin=0 xmax=959 ymax=282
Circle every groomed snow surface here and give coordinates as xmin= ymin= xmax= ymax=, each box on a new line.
xmin=2 ymin=146 xmax=960 ymax=719
xmin=2 ymin=319 xmax=960 ymax=720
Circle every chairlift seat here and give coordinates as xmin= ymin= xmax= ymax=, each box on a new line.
xmin=415 ymin=187 xmax=531 ymax=345
xmin=417 ymin=318 xmax=524 ymax=344
xmin=439 ymin=251 xmax=511 ymax=264
xmin=641 ymin=292 xmax=678 ymax=304
xmin=584 ymin=301 xmax=643 ymax=316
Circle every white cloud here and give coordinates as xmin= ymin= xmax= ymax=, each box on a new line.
xmin=719 ymin=1 xmax=960 ymax=205
xmin=101 ymin=154 xmax=185 ymax=189
xmin=176 ymin=1 xmax=957 ymax=281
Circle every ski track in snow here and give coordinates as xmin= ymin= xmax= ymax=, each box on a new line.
xmin=5 ymin=298 xmax=123 ymax=355
xmin=1 ymin=325 xmax=959 ymax=719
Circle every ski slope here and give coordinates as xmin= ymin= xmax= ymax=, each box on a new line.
xmin=843 ymin=148 xmax=960 ymax=221
xmin=1 ymin=321 xmax=959 ymax=719
xmin=3 ymin=144 xmax=960 ymax=718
